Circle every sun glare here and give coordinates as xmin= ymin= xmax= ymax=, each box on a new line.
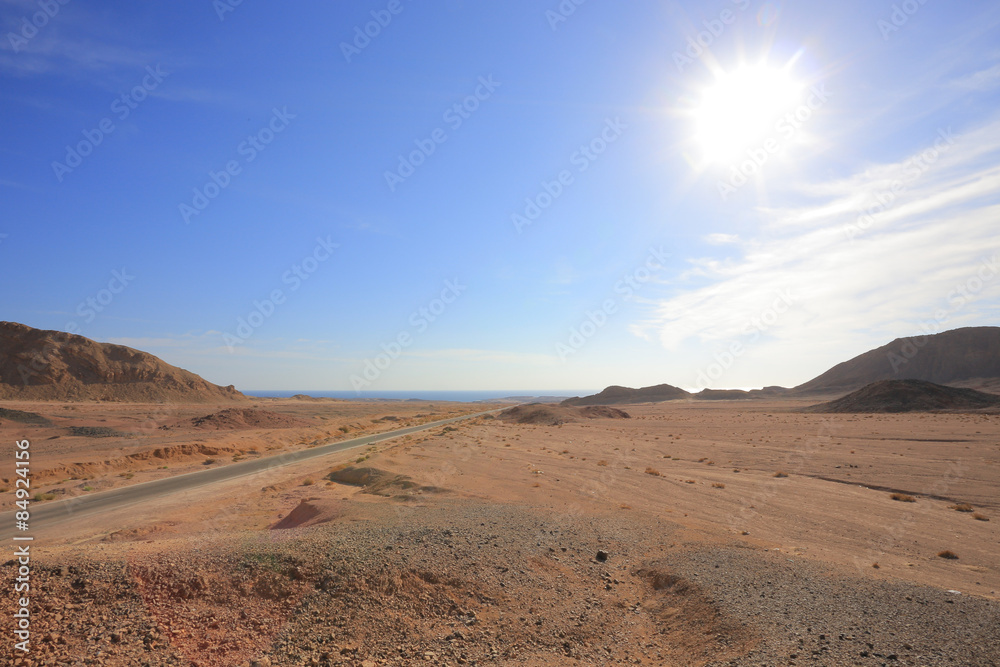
xmin=693 ymin=64 xmax=804 ymax=165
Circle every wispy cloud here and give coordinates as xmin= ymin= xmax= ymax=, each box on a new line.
xmin=634 ymin=114 xmax=1000 ymax=355
xmin=953 ymin=63 xmax=1000 ymax=91
xmin=704 ymin=233 xmax=739 ymax=245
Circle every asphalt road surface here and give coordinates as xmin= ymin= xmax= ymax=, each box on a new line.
xmin=1 ymin=409 xmax=499 ymax=540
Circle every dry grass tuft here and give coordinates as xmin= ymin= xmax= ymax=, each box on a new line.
xmin=937 ymin=550 xmax=959 ymax=560
xmin=684 ymin=479 xmax=696 ymax=484
xmin=872 ymin=562 xmax=880 ymax=569
xmin=644 ymin=467 xmax=661 ymax=476
xmin=597 ymin=460 xmax=608 ymax=467
xmin=950 ymin=503 xmax=974 ymax=512
xmin=302 ymin=479 xmax=314 ymax=486
xmin=890 ymin=493 xmax=916 ymax=502
xmin=973 ymin=513 xmax=990 ymax=521
xmin=711 ymin=482 xmax=726 ymax=489
xmin=773 ymin=471 xmax=788 ymax=478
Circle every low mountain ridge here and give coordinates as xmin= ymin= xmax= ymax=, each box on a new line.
xmin=799 ymin=379 xmax=1000 ymax=413
xmin=561 ymin=384 xmax=690 ymax=407
xmin=0 ymin=321 xmax=244 ymax=403
xmin=792 ymin=327 xmax=1000 ymax=395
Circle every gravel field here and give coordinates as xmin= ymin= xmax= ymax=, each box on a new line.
xmin=6 ymin=498 xmax=998 ymax=666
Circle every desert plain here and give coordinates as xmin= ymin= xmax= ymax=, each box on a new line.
xmin=2 ymin=396 xmax=999 ymax=666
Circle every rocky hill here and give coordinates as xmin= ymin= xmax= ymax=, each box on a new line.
xmin=793 ymin=327 xmax=1000 ymax=395
xmin=799 ymin=379 xmax=1000 ymax=413
xmin=499 ymin=403 xmax=630 ymax=426
xmin=561 ymin=384 xmax=690 ymax=407
xmin=0 ymin=321 xmax=244 ymax=403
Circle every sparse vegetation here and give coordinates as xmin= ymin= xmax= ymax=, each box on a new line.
xmin=302 ymin=479 xmax=315 ymax=486
xmin=644 ymin=467 xmax=660 ymax=476
xmin=711 ymin=482 xmax=726 ymax=489
xmin=82 ymin=485 xmax=93 ymax=492
xmin=890 ymin=493 xmax=916 ymax=502
xmin=773 ymin=471 xmax=788 ymax=478
xmin=684 ymin=479 xmax=696 ymax=484
xmin=33 ymin=493 xmax=56 ymax=501
xmin=950 ymin=503 xmax=974 ymax=512
xmin=597 ymin=460 xmax=608 ymax=466
xmin=973 ymin=513 xmax=989 ymax=521
xmin=937 ymin=550 xmax=959 ymax=560
xmin=203 ymin=458 xmax=218 ymax=465
xmin=119 ymin=472 xmax=134 ymax=479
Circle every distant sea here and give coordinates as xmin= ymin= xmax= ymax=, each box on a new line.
xmin=241 ymin=390 xmax=595 ymax=402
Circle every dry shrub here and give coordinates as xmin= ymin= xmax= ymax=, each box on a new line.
xmin=684 ymin=479 xmax=696 ymax=484
xmin=773 ymin=471 xmax=788 ymax=478
xmin=890 ymin=493 xmax=916 ymax=502
xmin=711 ymin=482 xmax=725 ymax=489
xmin=937 ymin=550 xmax=959 ymax=560
xmin=645 ymin=467 xmax=661 ymax=476
xmin=597 ymin=460 xmax=608 ymax=467
xmin=950 ymin=503 xmax=974 ymax=512
xmin=973 ymin=513 xmax=989 ymax=521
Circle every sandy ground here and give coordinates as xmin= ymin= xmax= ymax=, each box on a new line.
xmin=2 ymin=398 xmax=999 ymax=666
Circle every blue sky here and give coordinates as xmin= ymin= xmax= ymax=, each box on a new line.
xmin=2 ymin=0 xmax=999 ymax=393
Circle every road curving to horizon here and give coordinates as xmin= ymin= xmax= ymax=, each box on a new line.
xmin=1 ymin=408 xmax=501 ymax=540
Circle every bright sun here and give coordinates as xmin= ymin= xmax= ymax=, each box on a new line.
xmin=693 ymin=64 xmax=804 ymax=165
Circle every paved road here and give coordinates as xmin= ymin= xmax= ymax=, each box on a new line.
xmin=1 ymin=409 xmax=498 ymax=540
